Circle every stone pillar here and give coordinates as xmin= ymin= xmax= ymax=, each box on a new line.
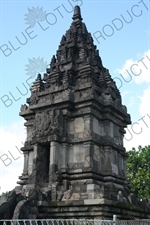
xmin=49 ymin=141 xmax=58 ymax=182
xmin=51 ymin=184 xmax=57 ymax=201
xmin=90 ymin=116 xmax=93 ymax=131
xmin=84 ymin=141 xmax=92 ymax=169
xmin=28 ymin=151 xmax=34 ymax=175
xmin=104 ymin=146 xmax=112 ymax=174
xmin=31 ymin=144 xmax=39 ymax=184
xmin=22 ymin=152 xmax=29 ymax=176
xmin=61 ymin=143 xmax=68 ymax=173
xmin=84 ymin=115 xmax=90 ymax=131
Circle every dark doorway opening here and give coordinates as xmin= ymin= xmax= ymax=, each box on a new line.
xmin=36 ymin=143 xmax=50 ymax=185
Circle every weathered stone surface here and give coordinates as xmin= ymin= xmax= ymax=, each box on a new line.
xmin=1 ymin=5 xmax=150 ymax=220
xmin=62 ymin=190 xmax=72 ymax=201
xmin=12 ymin=200 xmax=30 ymax=219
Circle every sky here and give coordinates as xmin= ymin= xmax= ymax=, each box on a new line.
xmin=0 ymin=0 xmax=150 ymax=194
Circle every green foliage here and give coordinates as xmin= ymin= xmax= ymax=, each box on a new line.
xmin=0 ymin=191 xmax=9 ymax=198
xmin=126 ymin=145 xmax=150 ymax=199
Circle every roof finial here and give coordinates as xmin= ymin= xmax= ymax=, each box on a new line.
xmin=72 ymin=5 xmax=83 ymax=21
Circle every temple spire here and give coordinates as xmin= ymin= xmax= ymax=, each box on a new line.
xmin=72 ymin=5 xmax=83 ymax=21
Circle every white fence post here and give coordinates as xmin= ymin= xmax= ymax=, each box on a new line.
xmin=113 ymin=215 xmax=117 ymax=225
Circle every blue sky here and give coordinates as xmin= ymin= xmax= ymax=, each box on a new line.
xmin=0 ymin=0 xmax=150 ymax=193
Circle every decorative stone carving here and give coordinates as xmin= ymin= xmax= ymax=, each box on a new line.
xmin=31 ymin=109 xmax=64 ymax=140
xmin=50 ymin=110 xmax=63 ymax=136
xmin=95 ymin=188 xmax=104 ymax=199
xmin=36 ymin=110 xmax=51 ymax=137
xmin=20 ymin=104 xmax=28 ymax=113
xmin=49 ymin=184 xmax=57 ymax=201
xmin=70 ymin=193 xmax=80 ymax=200
xmin=62 ymin=190 xmax=72 ymax=201
xmin=57 ymin=191 xmax=63 ymax=201
xmin=30 ymin=74 xmax=44 ymax=94
xmin=49 ymin=171 xmax=62 ymax=183
xmin=12 ymin=200 xmax=30 ymax=219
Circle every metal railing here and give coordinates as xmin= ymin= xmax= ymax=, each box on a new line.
xmin=115 ymin=221 xmax=150 ymax=225
xmin=0 ymin=219 xmax=150 ymax=225
xmin=0 ymin=220 xmax=113 ymax=225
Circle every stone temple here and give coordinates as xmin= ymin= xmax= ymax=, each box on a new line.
xmin=0 ymin=5 xmax=150 ymax=220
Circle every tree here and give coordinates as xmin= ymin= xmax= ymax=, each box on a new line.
xmin=0 ymin=192 xmax=9 ymax=198
xmin=126 ymin=145 xmax=150 ymax=199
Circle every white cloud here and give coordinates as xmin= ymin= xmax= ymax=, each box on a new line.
xmin=138 ymin=88 xmax=150 ymax=116
xmin=115 ymin=49 xmax=150 ymax=85
xmin=126 ymin=96 xmax=135 ymax=108
xmin=122 ymin=91 xmax=130 ymax=98
xmin=0 ymin=120 xmax=26 ymax=194
xmin=124 ymin=113 xmax=150 ymax=151
xmin=115 ymin=58 xmax=135 ymax=82
xmin=124 ymin=88 xmax=150 ymax=151
xmin=0 ymin=166 xmax=24 ymax=194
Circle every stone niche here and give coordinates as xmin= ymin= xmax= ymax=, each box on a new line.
xmin=68 ymin=116 xmax=93 ymax=140
xmin=67 ymin=143 xmax=84 ymax=172
xmin=93 ymin=117 xmax=106 ymax=136
xmin=74 ymin=117 xmax=84 ymax=133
